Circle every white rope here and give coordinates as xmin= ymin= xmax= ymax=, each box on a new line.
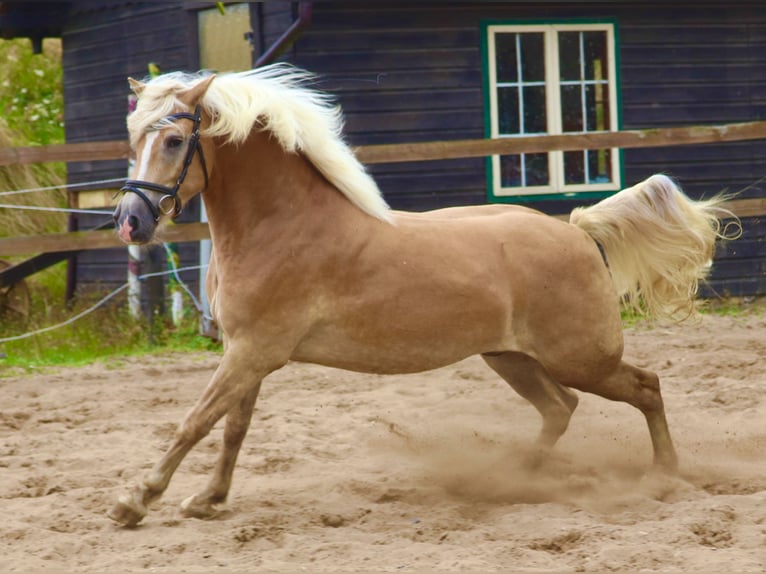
xmin=0 ymin=203 xmax=113 ymax=215
xmin=0 ymin=177 xmax=126 ymax=197
xmin=0 ymin=263 xmax=209 ymax=344
xmin=0 ymin=283 xmax=129 ymax=343
xmin=0 ymin=176 xmax=124 ymax=215
xmin=163 ymin=243 xmax=207 ymax=315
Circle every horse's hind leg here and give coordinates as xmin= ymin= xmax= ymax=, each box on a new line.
xmin=180 ymin=381 xmax=262 ymax=519
xmin=482 ymin=352 xmax=579 ymax=453
xmin=572 ymin=360 xmax=678 ymax=471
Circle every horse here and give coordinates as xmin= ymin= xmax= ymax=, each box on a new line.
xmin=110 ymin=63 xmax=733 ymax=527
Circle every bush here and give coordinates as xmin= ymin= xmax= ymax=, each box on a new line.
xmin=0 ymin=38 xmax=64 ymax=146
xmin=0 ymin=38 xmax=66 ymax=240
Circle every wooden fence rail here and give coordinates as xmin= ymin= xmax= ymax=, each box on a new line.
xmin=0 ymin=119 xmax=765 ymax=257
xmin=0 ymin=223 xmax=210 ymax=257
xmin=2 ymin=120 xmax=766 ymax=167
xmin=0 ymin=140 xmax=131 ymax=166
xmin=356 ymin=120 xmax=766 ymax=164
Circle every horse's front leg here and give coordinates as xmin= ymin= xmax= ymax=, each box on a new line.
xmin=179 ymin=381 xmax=262 ymax=519
xmin=108 ymin=350 xmax=277 ymax=527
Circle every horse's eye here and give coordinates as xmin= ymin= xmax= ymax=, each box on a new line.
xmin=166 ymin=136 xmax=183 ymax=150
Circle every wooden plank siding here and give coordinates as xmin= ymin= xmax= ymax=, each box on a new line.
xmin=289 ymin=4 xmax=488 ymax=211
xmin=618 ymin=9 xmax=766 ymax=198
xmin=25 ymin=1 xmax=764 ymax=297
xmin=260 ymin=1 xmax=296 ymax=49
xmin=703 ymin=216 xmax=766 ymax=297
xmin=616 ymin=7 xmax=766 ymax=296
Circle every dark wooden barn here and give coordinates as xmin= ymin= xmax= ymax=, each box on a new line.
xmin=1 ymin=1 xmax=764 ymax=300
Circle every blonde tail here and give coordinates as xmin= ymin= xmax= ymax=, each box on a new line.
xmin=569 ymin=174 xmax=740 ymax=320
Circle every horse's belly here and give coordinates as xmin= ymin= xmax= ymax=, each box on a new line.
xmin=291 ymin=305 xmax=511 ymax=375
xmin=291 ymin=336 xmax=483 ymax=375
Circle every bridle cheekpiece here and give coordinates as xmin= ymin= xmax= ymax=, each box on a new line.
xmin=120 ymin=104 xmax=208 ymax=222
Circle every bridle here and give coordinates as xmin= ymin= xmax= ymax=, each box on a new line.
xmin=120 ymin=104 xmax=208 ymax=222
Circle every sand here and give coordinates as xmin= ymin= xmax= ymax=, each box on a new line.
xmin=1 ymin=310 xmax=765 ymax=572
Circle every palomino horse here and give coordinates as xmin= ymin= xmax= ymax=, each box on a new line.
xmin=110 ymin=64 xmax=732 ymax=527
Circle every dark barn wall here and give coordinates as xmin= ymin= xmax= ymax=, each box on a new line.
xmin=291 ymin=3 xmax=488 ymax=211
xmin=616 ymin=6 xmax=766 ymax=296
xmin=259 ymin=1 xmax=295 ymax=51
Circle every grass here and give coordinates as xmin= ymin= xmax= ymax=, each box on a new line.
xmin=0 ymin=292 xmax=221 ymax=375
xmin=620 ymin=294 xmax=765 ymax=330
xmin=699 ymin=295 xmax=766 ymax=317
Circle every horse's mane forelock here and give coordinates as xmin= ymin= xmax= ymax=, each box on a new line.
xmin=129 ymin=64 xmax=392 ymax=223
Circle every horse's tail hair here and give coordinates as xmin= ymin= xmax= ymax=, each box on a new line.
xmin=569 ymin=174 xmax=741 ymax=320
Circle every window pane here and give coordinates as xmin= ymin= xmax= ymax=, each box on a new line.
xmin=523 ymin=85 xmax=546 ymax=133
xmin=558 ymin=32 xmax=580 ymax=81
xmin=560 ymin=85 xmax=583 ymax=132
xmin=564 ymin=151 xmax=584 ymax=184
xmin=500 ymin=153 xmax=550 ymax=187
xmin=584 ymin=31 xmax=608 ymax=80
xmin=587 ymin=149 xmax=612 ymax=183
xmin=585 ymin=84 xmax=610 ymax=131
xmin=520 ymin=33 xmax=544 ymax=82
xmin=526 ymin=153 xmax=549 ymax=186
xmin=497 ymin=87 xmax=520 ymax=134
xmin=495 ymin=33 xmax=518 ymax=83
xmin=500 ymin=155 xmax=522 ymax=187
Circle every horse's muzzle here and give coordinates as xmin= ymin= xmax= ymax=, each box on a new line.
xmin=113 ymin=197 xmax=158 ymax=244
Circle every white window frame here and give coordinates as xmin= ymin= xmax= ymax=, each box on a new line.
xmin=486 ymin=22 xmax=621 ymax=199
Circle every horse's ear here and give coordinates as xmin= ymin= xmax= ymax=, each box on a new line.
xmin=128 ymin=77 xmax=145 ymax=95
xmin=181 ymin=74 xmax=216 ymax=106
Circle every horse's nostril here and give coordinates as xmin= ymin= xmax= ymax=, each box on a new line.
xmin=128 ymin=215 xmax=139 ymax=232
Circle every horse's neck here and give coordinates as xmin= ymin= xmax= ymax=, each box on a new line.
xmin=203 ymin=132 xmax=369 ymax=258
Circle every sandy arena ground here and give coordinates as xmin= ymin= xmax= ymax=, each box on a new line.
xmin=1 ymin=309 xmax=765 ymax=572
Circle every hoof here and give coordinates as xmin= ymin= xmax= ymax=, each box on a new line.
xmin=108 ymin=493 xmax=147 ymax=528
xmin=180 ymin=494 xmax=224 ymax=520
xmin=520 ymin=449 xmax=546 ymax=471
xmin=653 ymin=453 xmax=679 ymax=475
xmin=639 ymin=468 xmax=694 ymax=502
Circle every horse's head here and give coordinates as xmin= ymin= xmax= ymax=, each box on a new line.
xmin=113 ymin=74 xmax=215 ymax=244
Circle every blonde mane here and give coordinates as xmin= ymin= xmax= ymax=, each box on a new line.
xmin=128 ymin=64 xmax=392 ymax=223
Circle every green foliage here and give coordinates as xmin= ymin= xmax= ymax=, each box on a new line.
xmin=0 ymin=39 xmax=64 ymax=146
xmin=0 ymin=38 xmax=66 ymax=240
